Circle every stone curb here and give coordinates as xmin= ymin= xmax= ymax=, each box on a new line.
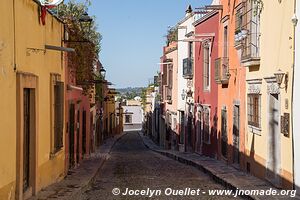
xmin=29 ymin=132 xmax=128 ymax=200
xmin=69 ymin=132 xmax=128 ymax=200
xmin=138 ymin=132 xmax=294 ymax=200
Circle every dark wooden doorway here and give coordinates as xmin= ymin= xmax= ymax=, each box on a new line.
xmin=221 ymin=108 xmax=228 ymax=158
xmin=82 ymin=110 xmax=87 ymax=155
xmin=69 ymin=103 xmax=75 ymax=169
xmin=76 ymin=109 xmax=80 ymax=163
xmin=23 ymin=89 xmax=31 ymax=192
xmin=187 ymin=112 xmax=193 ymax=152
xmin=233 ymin=105 xmax=240 ymax=166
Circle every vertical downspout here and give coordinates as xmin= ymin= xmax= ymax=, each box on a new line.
xmin=13 ymin=0 xmax=17 ymax=71
xmin=292 ymin=0 xmax=296 ymax=190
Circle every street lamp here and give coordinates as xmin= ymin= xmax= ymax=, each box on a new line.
xmin=100 ymin=67 xmax=106 ymax=79
xmin=63 ymin=12 xmax=93 ymax=43
xmin=79 ymin=12 xmax=93 ymax=29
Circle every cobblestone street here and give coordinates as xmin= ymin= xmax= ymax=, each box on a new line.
xmin=76 ymin=131 xmax=241 ymax=200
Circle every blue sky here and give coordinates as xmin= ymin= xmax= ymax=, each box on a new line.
xmin=73 ymin=0 xmax=212 ymax=88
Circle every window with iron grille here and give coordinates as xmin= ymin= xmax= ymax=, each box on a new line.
xmin=54 ymin=81 xmax=64 ymax=152
xmin=203 ymin=107 xmax=210 ymax=144
xmin=241 ymin=0 xmax=260 ymax=60
xmin=203 ymin=42 xmax=211 ymax=91
xmin=247 ymin=94 xmax=261 ymax=127
xmin=235 ymin=8 xmax=243 ymax=33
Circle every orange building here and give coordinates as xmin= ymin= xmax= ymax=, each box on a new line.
xmin=216 ymin=0 xmax=246 ymax=169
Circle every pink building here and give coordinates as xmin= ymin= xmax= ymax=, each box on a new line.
xmin=193 ymin=11 xmax=219 ymax=157
xmin=158 ymin=41 xmax=179 ymax=149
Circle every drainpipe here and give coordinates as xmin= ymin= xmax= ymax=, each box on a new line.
xmin=13 ymin=0 xmax=17 ymax=71
xmin=291 ymin=0 xmax=297 ymax=190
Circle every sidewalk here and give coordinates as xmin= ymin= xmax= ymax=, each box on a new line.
xmin=138 ymin=132 xmax=298 ymax=200
xmin=28 ymin=132 xmax=126 ymax=200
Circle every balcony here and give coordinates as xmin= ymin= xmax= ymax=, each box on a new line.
xmin=183 ymin=57 xmax=193 ymax=79
xmin=164 ymin=86 xmax=172 ymax=104
xmin=239 ymin=0 xmax=260 ymax=67
xmin=215 ymin=57 xmax=230 ymax=85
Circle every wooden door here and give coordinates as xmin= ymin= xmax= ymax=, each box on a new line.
xmin=233 ymin=105 xmax=240 ymax=165
xmin=23 ymin=89 xmax=31 ymax=192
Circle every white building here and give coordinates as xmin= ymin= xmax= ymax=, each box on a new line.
xmin=293 ymin=0 xmax=300 ymax=193
xmin=177 ymin=5 xmax=200 ymax=152
xmin=122 ymin=105 xmax=143 ymax=131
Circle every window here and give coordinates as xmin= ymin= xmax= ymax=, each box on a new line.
xmin=203 ymin=107 xmax=210 ymax=144
xmin=223 ymin=26 xmax=228 ymax=58
xmin=241 ymin=0 xmax=260 ymax=60
xmin=203 ymin=42 xmax=211 ymax=91
xmin=54 ymin=81 xmax=64 ymax=152
xmin=168 ymin=65 xmax=173 ymax=89
xmin=247 ymin=94 xmax=261 ymax=127
xmin=188 ymin=42 xmax=193 ymax=59
xmin=125 ymin=114 xmax=132 ymax=124
xmin=235 ymin=8 xmax=243 ymax=33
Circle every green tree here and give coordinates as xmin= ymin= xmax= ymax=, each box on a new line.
xmin=52 ymin=0 xmax=102 ymax=92
xmin=165 ymin=27 xmax=178 ymax=46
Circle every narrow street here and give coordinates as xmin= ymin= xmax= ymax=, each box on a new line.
xmin=76 ymin=131 xmax=241 ymax=200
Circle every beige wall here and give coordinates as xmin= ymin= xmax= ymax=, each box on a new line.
xmin=0 ymin=0 xmax=65 ymax=199
xmin=245 ymin=0 xmax=294 ymax=188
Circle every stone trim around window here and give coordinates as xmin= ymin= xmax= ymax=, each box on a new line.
xmin=246 ymin=79 xmax=262 ymax=132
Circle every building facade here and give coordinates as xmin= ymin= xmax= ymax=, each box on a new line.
xmin=0 ymin=0 xmax=65 ymax=199
xmin=65 ymin=65 xmax=91 ymax=171
xmin=123 ymin=103 xmax=143 ymax=131
xmin=177 ymin=6 xmax=199 ymax=152
xmin=160 ymin=42 xmax=178 ymax=149
xmin=293 ymin=0 xmax=300 ymax=193
xmin=193 ymin=10 xmax=219 ymax=157
xmin=216 ymin=0 xmax=246 ymax=169
xmin=244 ymin=0 xmax=294 ymax=188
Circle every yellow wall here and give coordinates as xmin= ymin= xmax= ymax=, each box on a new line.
xmin=0 ymin=0 xmax=16 ymax=199
xmin=245 ymin=0 xmax=294 ymax=188
xmin=0 ymin=0 xmax=65 ymax=198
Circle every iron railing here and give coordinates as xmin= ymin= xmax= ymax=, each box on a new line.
xmin=215 ymin=57 xmax=230 ymax=84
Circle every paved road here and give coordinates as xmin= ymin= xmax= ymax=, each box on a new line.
xmin=76 ymin=131 xmax=242 ymax=200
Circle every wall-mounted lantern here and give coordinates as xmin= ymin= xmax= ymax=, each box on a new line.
xmin=79 ymin=12 xmax=93 ymax=30
xmin=274 ymin=69 xmax=288 ymax=89
xmin=181 ymin=89 xmax=186 ymax=100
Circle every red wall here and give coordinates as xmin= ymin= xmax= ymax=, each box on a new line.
xmin=64 ymin=57 xmax=91 ymax=172
xmin=194 ymin=12 xmax=219 ymax=157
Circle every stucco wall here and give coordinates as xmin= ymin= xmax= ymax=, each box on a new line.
xmin=123 ymin=105 xmax=143 ymax=124
xmin=218 ymin=0 xmax=246 ymax=167
xmin=177 ymin=14 xmax=195 ymax=112
xmin=0 ymin=0 xmax=65 ymax=198
xmin=0 ymin=0 xmax=17 ymax=199
xmin=245 ymin=0 xmax=294 ymax=188
xmin=293 ymin=0 xmax=300 ymax=192
xmin=194 ymin=12 xmax=219 ymax=157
